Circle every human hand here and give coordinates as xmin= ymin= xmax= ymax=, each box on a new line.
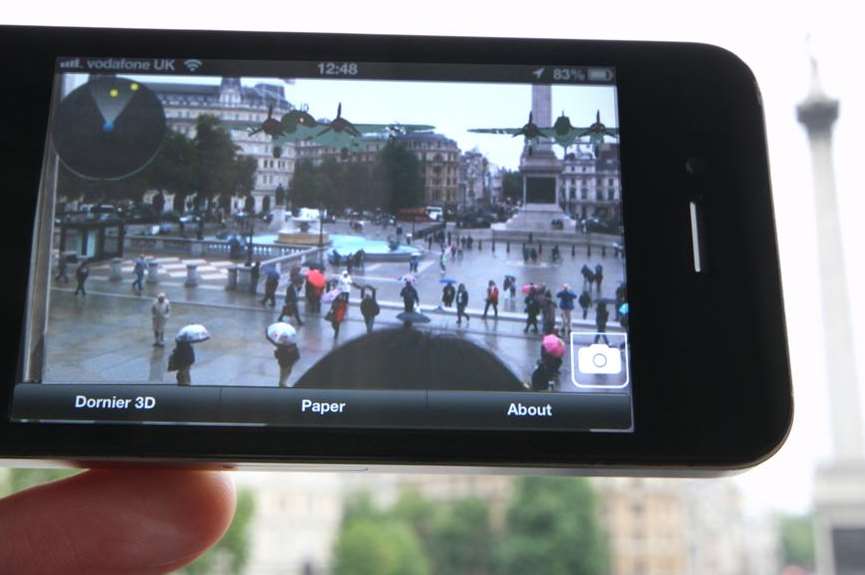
xmin=0 ymin=469 xmax=236 ymax=574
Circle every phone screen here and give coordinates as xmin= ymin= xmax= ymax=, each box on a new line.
xmin=12 ymin=56 xmax=632 ymax=432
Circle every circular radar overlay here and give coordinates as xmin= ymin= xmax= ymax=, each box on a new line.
xmin=52 ymin=76 xmax=166 ymax=180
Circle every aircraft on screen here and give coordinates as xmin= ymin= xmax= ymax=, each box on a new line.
xmin=242 ymin=100 xmax=435 ymax=157
xmin=469 ymin=109 xmax=619 ymax=156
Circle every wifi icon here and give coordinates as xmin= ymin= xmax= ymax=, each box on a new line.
xmin=184 ymin=59 xmax=203 ymax=72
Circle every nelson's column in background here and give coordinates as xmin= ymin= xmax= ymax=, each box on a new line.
xmin=797 ymin=57 xmax=865 ymax=575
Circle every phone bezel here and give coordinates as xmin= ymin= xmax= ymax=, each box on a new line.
xmin=0 ymin=26 xmax=792 ymax=473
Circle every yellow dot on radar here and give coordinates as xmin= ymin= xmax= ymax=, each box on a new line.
xmin=130 ymin=83 xmax=139 ymax=91
xmin=109 ymin=88 xmax=119 ymax=97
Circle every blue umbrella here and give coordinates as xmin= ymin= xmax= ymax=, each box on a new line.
xmin=439 ymin=277 xmax=457 ymax=285
xmin=619 ymin=302 xmax=629 ymax=316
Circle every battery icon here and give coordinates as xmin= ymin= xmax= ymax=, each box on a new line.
xmin=588 ymin=68 xmax=615 ymax=82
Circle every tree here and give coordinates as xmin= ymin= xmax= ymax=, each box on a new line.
xmin=372 ymin=140 xmax=424 ymax=212
xmin=427 ymin=497 xmax=495 ymax=575
xmin=180 ymin=488 xmax=256 ymax=574
xmin=143 ymin=129 xmax=198 ymax=207
xmin=501 ymin=171 xmax=522 ymax=204
xmin=495 ymin=477 xmax=609 ymax=575
xmin=194 ymin=115 xmax=244 ymax=207
xmin=333 ymin=518 xmax=430 ymax=575
xmin=779 ymin=513 xmax=815 ymax=570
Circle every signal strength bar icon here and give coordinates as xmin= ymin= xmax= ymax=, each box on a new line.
xmin=183 ymin=59 xmax=203 ymax=72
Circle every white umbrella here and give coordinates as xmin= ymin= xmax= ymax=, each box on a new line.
xmin=399 ymin=273 xmax=417 ymax=284
xmin=176 ymin=324 xmax=210 ymax=343
xmin=266 ymin=322 xmax=297 ymax=346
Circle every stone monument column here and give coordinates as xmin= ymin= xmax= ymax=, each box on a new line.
xmin=798 ymin=58 xmax=865 ymax=575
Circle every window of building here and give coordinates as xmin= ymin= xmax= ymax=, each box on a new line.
xmin=581 ymin=189 xmax=588 ymax=200
xmin=608 ymin=189 xmax=616 ymax=201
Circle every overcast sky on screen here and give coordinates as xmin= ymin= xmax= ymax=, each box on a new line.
xmin=5 ymin=0 xmax=865 ymax=515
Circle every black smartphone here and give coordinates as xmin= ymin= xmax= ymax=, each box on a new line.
xmin=0 ymin=26 xmax=792 ymax=473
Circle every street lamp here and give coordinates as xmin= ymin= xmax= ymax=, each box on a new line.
xmin=318 ymin=203 xmax=325 ymax=248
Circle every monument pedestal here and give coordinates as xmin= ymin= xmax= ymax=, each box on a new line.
xmin=814 ymin=461 xmax=865 ymax=575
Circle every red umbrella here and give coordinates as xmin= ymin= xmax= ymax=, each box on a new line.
xmin=306 ymin=269 xmax=326 ymax=289
xmin=542 ymin=334 xmax=566 ymax=359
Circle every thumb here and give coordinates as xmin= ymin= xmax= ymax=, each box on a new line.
xmin=0 ymin=469 xmax=236 ymax=575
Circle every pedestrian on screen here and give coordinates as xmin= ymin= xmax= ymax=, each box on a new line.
xmin=556 ymin=284 xmax=577 ymax=335
xmin=541 ymin=290 xmax=557 ymax=335
xmin=400 ymin=280 xmax=419 ymax=313
xmin=132 ymin=256 xmax=146 ymax=295
xmin=524 ymin=288 xmax=540 ymax=334
xmin=328 ymin=293 xmax=348 ymax=339
xmin=594 ymin=263 xmax=604 ymax=294
xmin=275 ymin=343 xmax=300 ymax=387
xmin=74 ymin=260 xmax=89 ymax=296
xmin=360 ymin=288 xmax=380 ymax=334
xmin=168 ymin=339 xmax=195 ymax=386
xmin=579 ymin=289 xmax=592 ymax=319
xmin=442 ymin=282 xmax=456 ymax=309
xmin=581 ymin=264 xmax=592 ymax=291
xmin=261 ymin=272 xmax=279 ymax=307
xmin=151 ymin=293 xmax=171 ymax=347
xmin=278 ymin=282 xmax=304 ymax=326
xmin=483 ymin=280 xmax=499 ymax=319
xmin=456 ymin=283 xmax=470 ymax=325
xmin=594 ymin=301 xmax=611 ymax=345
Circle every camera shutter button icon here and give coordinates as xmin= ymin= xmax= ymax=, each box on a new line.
xmin=577 ymin=343 xmax=622 ymax=374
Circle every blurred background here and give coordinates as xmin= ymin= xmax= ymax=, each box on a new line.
xmin=2 ymin=1 xmax=864 ymax=573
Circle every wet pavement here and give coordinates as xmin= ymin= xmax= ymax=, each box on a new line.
xmin=44 ymin=227 xmax=627 ymax=391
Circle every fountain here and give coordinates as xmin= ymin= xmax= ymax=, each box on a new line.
xmin=271 ymin=207 xmax=330 ymax=247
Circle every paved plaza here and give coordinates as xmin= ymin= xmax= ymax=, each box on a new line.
xmin=44 ymin=227 xmax=627 ymax=391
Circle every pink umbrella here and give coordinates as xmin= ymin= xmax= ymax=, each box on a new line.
xmin=542 ymin=334 xmax=566 ymax=359
xmin=306 ymin=269 xmax=326 ymax=289
xmin=521 ymin=283 xmax=536 ymax=294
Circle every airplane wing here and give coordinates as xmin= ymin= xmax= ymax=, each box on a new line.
xmin=468 ymin=128 xmax=523 ymax=135
xmin=272 ymin=125 xmax=320 ymax=146
xmin=309 ymin=130 xmax=363 ymax=150
xmin=351 ymin=123 xmax=435 ymax=135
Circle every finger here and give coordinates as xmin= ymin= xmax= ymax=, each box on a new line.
xmin=0 ymin=469 xmax=236 ymax=575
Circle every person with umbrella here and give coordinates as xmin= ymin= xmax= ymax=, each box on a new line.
xmin=169 ymin=324 xmax=209 ymax=386
xmin=74 ymin=259 xmax=90 ymax=297
xmin=441 ymin=280 xmax=456 ymax=309
xmin=278 ymin=280 xmax=303 ymax=326
xmin=594 ymin=301 xmax=611 ymax=345
xmin=456 ymin=283 xmax=470 ymax=325
xmin=267 ymin=322 xmax=300 ymax=387
xmin=523 ymin=287 xmax=541 ymax=334
xmin=532 ymin=332 xmax=565 ymax=391
xmin=360 ymin=287 xmax=380 ymax=334
xmin=482 ymin=280 xmax=499 ymax=320
xmin=261 ymin=267 xmax=280 ymax=308
xmin=151 ymin=292 xmax=171 ymax=347
xmin=327 ymin=293 xmax=349 ymax=339
xmin=400 ymin=279 xmax=419 ymax=314
xmin=556 ymin=283 xmax=577 ymax=335
xmin=305 ymin=268 xmax=326 ymax=313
